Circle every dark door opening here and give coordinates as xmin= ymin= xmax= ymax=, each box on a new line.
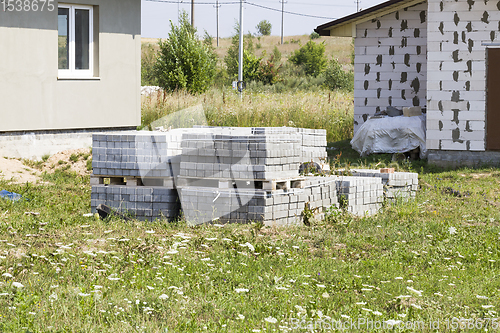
xmin=486 ymin=48 xmax=500 ymax=150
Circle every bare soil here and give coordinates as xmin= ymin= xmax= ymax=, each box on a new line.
xmin=0 ymin=158 xmax=41 ymax=184
xmin=0 ymin=148 xmax=92 ymax=184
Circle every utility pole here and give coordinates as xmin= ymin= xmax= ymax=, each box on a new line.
xmin=191 ymin=0 xmax=195 ymax=27
xmin=280 ymin=0 xmax=286 ymax=45
xmin=214 ymin=0 xmax=221 ymax=47
xmin=238 ymin=0 xmax=244 ymax=97
xmin=355 ymin=0 xmax=360 ymax=12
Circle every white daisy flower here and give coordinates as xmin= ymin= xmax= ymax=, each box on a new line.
xmin=235 ymin=288 xmax=249 ymax=293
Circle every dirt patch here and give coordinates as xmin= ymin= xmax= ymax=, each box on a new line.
xmin=0 ymin=148 xmax=92 ymax=184
xmin=0 ymin=157 xmax=41 ymax=184
xmin=44 ymin=148 xmax=92 ymax=176
xmin=461 ymin=172 xmax=493 ymax=179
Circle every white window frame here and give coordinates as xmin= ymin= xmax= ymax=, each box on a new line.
xmin=58 ymin=4 xmax=93 ymax=79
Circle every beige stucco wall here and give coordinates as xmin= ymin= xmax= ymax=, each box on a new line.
xmin=0 ymin=0 xmax=141 ymax=132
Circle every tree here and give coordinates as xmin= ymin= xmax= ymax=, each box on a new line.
xmin=324 ymin=58 xmax=353 ymax=91
xmin=256 ymin=20 xmax=272 ymax=36
xmin=154 ymin=11 xmax=217 ymax=94
xmin=309 ymin=31 xmax=320 ymax=40
xmin=288 ymin=40 xmax=327 ymax=77
xmin=224 ymin=23 xmax=258 ymax=79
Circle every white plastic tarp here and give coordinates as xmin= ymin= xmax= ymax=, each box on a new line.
xmin=350 ymin=115 xmax=427 ymax=158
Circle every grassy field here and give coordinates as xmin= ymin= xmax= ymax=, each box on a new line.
xmin=1 ymin=146 xmax=500 ymax=331
xmin=141 ymin=88 xmax=354 ymax=143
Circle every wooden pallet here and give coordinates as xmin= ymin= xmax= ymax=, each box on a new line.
xmin=176 ymin=176 xmax=305 ymax=191
xmin=90 ymin=175 xmax=175 ymax=188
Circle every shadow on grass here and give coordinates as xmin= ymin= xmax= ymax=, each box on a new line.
xmin=327 ymin=139 xmax=474 ymax=175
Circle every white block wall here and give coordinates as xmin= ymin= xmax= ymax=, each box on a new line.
xmin=426 ymin=0 xmax=500 ymax=151
xmin=354 ymin=2 xmax=428 ymax=133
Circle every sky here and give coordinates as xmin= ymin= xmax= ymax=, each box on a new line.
xmin=141 ymin=0 xmax=388 ymax=39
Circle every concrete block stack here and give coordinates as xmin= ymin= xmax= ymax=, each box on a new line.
xmin=90 ymin=185 xmax=180 ymax=221
xmin=89 ymin=126 xmax=419 ymax=224
xmin=178 ymin=176 xmax=338 ymax=226
xmin=91 ymin=131 xmax=183 ymax=178
xmin=349 ymin=169 xmax=419 ymax=200
xmin=336 ymin=176 xmax=384 ymax=216
xmin=298 ymin=128 xmax=328 ymax=164
xmin=178 ymin=128 xmax=302 ymax=181
xmin=90 ymin=130 xmax=187 ymax=221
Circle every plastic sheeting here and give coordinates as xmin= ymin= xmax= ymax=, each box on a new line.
xmin=0 ymin=190 xmax=22 ymax=201
xmin=351 ymin=115 xmax=427 ymax=158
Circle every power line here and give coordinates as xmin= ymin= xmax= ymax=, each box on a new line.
xmin=146 ymin=0 xmax=240 ymax=4
xmin=258 ymin=0 xmax=354 ymax=7
xmin=245 ymin=2 xmax=335 ymax=19
xmin=145 ymin=0 xmax=337 ymax=20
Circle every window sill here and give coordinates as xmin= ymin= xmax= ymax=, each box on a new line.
xmin=57 ymin=77 xmax=101 ymax=81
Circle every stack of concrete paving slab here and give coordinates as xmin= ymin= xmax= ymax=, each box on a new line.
xmin=89 ymin=126 xmax=419 ymax=223
xmin=349 ymin=169 xmax=419 ymax=200
xmin=177 ymin=128 xmax=302 ymax=181
xmin=90 ymin=185 xmax=180 ymax=221
xmin=91 ymin=131 xmax=183 ymax=179
xmin=336 ymin=176 xmax=384 ymax=216
xmin=90 ymin=130 xmax=190 ymax=221
xmin=193 ymin=126 xmax=329 ymax=165
xmin=177 ymin=176 xmax=338 ymax=226
xmin=298 ymin=128 xmax=328 ymax=164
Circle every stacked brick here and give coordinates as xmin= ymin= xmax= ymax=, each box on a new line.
xmin=336 ymin=176 xmax=384 ymax=216
xmin=90 ymin=130 xmax=186 ymax=221
xmin=349 ymin=169 xmax=419 ymax=199
xmin=298 ymin=128 xmax=328 ymax=164
xmin=90 ymin=185 xmax=180 ymax=221
xmin=177 ymin=128 xmax=302 ymax=181
xmin=91 ymin=131 xmax=183 ymax=178
xmin=177 ymin=176 xmax=338 ymax=226
xmin=89 ymin=127 xmax=419 ymax=223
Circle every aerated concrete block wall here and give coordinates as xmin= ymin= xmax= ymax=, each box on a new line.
xmin=354 ymin=1 xmax=428 ymax=134
xmin=426 ymin=0 xmax=500 ymax=153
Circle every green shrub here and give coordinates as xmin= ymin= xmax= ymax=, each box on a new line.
xmin=272 ymin=46 xmax=281 ymax=63
xmin=258 ymin=55 xmax=282 ymax=85
xmin=154 ymin=11 xmax=217 ymax=94
xmin=255 ymin=20 xmax=272 ymax=36
xmin=69 ymin=153 xmax=79 ymax=162
xmin=288 ymin=40 xmax=327 ymax=77
xmin=243 ymin=51 xmax=262 ymax=82
xmin=225 ymin=24 xmax=256 ymax=80
xmin=141 ymin=43 xmax=158 ymax=86
xmin=324 ymin=58 xmax=353 ymax=91
xmin=309 ymin=31 xmax=320 ymax=39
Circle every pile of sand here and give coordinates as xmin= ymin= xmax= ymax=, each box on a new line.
xmin=0 ymin=148 xmax=92 ymax=184
xmin=0 ymin=158 xmax=41 ymax=183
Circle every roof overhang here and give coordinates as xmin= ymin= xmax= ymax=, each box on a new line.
xmin=314 ymin=0 xmax=426 ymax=37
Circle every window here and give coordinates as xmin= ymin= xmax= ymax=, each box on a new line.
xmin=58 ymin=4 xmax=93 ymax=78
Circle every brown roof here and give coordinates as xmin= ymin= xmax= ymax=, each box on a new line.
xmin=314 ymin=0 xmax=411 ymax=36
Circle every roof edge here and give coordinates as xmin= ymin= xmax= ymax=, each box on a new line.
xmin=315 ymin=0 xmax=415 ymax=36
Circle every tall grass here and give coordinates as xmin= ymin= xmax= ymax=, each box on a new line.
xmin=141 ymin=88 xmax=353 ymax=142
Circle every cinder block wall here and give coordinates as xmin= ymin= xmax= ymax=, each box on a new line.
xmin=354 ymin=2 xmax=428 ymax=133
xmin=426 ymin=0 xmax=500 ymax=152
